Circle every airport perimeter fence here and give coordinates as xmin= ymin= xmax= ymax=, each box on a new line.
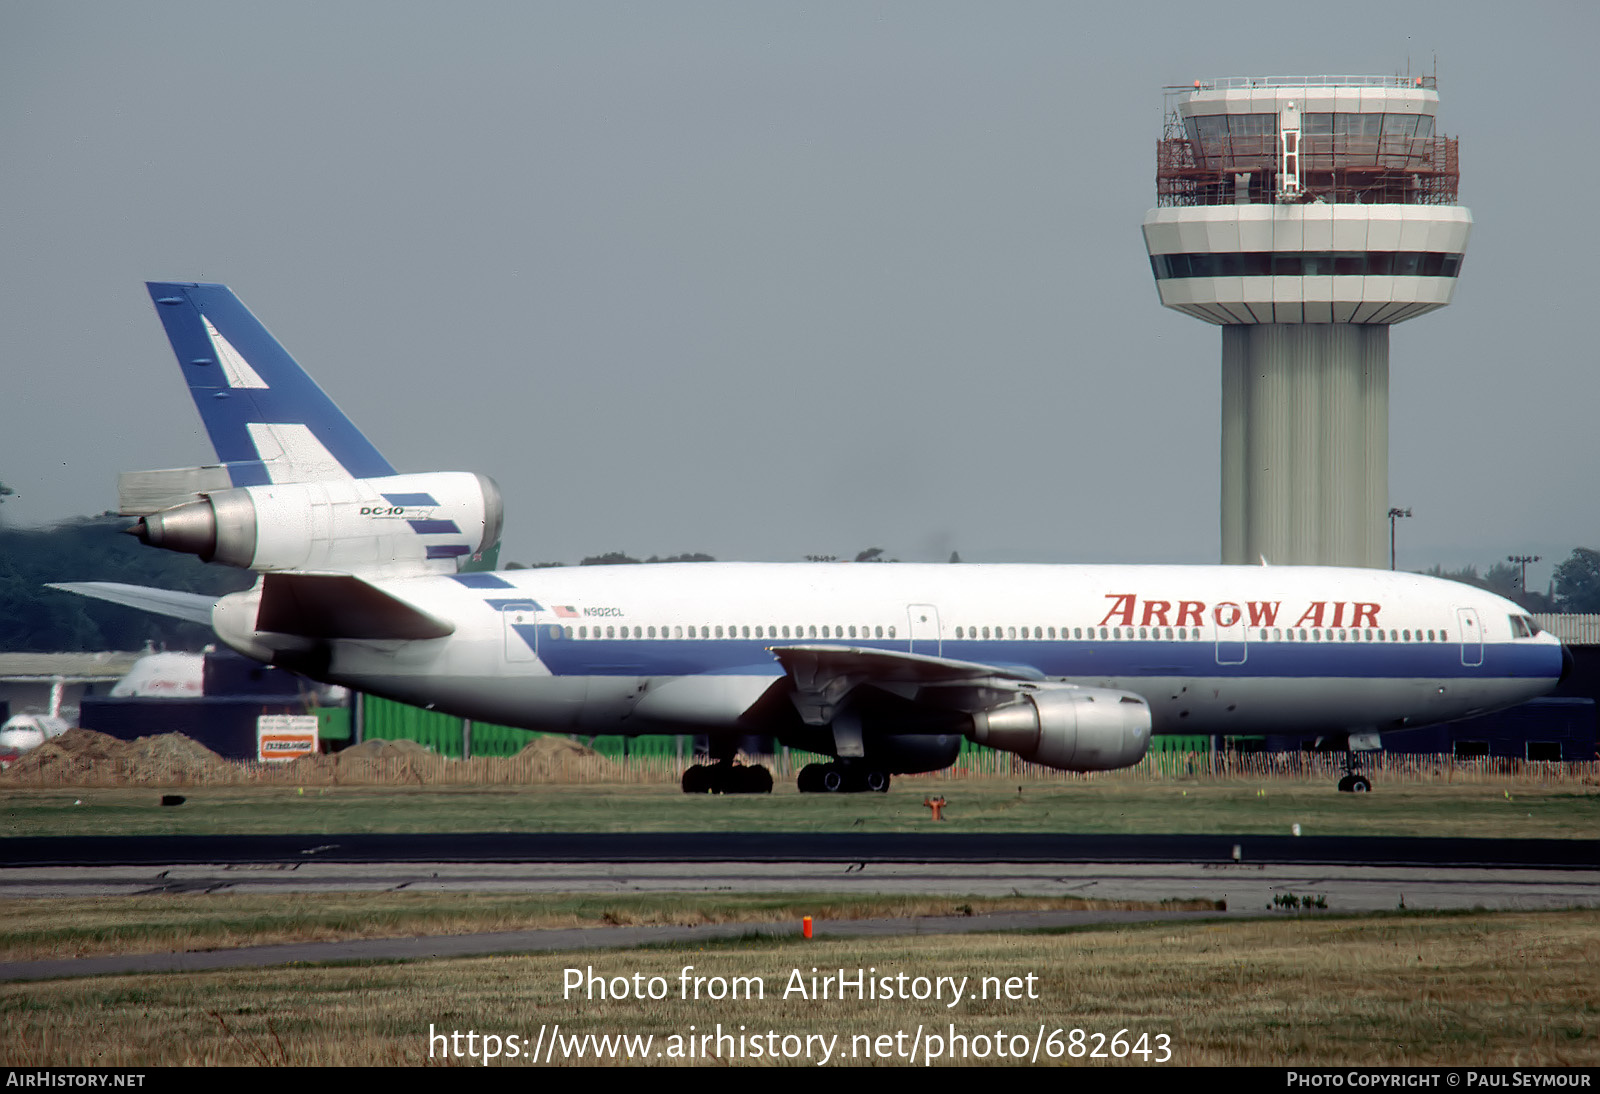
xmin=3 ymin=744 xmax=1596 ymax=789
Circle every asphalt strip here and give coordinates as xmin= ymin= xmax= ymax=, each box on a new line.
xmin=0 ymin=907 xmax=1234 ymax=982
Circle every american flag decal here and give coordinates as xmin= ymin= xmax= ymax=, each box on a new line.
xmin=554 ymin=605 xmax=579 ymax=618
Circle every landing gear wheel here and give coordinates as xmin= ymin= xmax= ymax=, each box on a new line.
xmin=683 ymin=762 xmax=773 ymax=794
xmin=682 ymin=764 xmax=711 ymax=794
xmin=797 ymin=763 xmax=826 ymax=793
xmin=1337 ymin=774 xmax=1372 ymax=793
xmin=863 ymin=769 xmax=890 ymax=793
xmin=819 ymin=765 xmax=846 ymax=793
xmin=735 ymin=764 xmax=774 ymax=794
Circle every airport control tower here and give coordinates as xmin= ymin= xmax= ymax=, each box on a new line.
xmin=1142 ymin=76 xmax=1469 ymax=567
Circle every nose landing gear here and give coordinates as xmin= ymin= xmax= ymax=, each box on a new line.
xmin=1336 ymin=747 xmax=1371 ymax=793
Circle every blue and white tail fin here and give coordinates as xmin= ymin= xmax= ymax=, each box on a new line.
xmin=146 ymin=282 xmax=395 ymax=486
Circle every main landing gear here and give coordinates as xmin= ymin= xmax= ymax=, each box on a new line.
xmin=796 ymin=762 xmax=891 ymax=794
xmin=1336 ymin=748 xmax=1371 ymax=793
xmin=681 ymin=761 xmax=773 ymax=794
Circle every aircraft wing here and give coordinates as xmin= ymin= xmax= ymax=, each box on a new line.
xmin=47 ymin=582 xmax=218 ymax=626
xmin=767 ymin=643 xmax=1044 ymax=726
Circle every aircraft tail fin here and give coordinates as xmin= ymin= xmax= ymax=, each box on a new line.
xmin=145 ymin=282 xmax=396 ymax=486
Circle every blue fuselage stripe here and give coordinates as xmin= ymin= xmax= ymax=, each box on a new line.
xmin=514 ymin=633 xmax=1563 ymax=682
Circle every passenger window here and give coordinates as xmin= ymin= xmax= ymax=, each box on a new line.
xmin=888 ymin=626 xmax=896 ymax=638
xmin=1299 ymin=629 xmax=1307 ymax=641
xmin=1338 ymin=629 xmax=1347 ymax=641
xmin=982 ymin=627 xmax=991 ymax=639
xmin=848 ymin=625 xmax=857 ymax=638
xmin=1048 ymin=627 xmax=1056 ymax=639
xmin=1008 ymin=626 xmax=1017 ymax=640
xmin=875 ymin=626 xmax=883 ymax=639
xmin=1100 ymin=627 xmax=1108 ymax=639
xmin=1139 ymin=627 xmax=1148 ymax=639
xmin=956 ymin=627 xmax=964 ymax=639
xmin=1260 ymin=629 xmax=1268 ymax=641
xmin=1075 ymin=628 xmax=1083 ymax=639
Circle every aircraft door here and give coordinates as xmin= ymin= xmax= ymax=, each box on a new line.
xmin=1214 ymin=601 xmax=1247 ymax=665
xmin=502 ymin=600 xmax=542 ymax=662
xmin=907 ymin=604 xmax=942 ymax=656
xmin=1456 ymin=607 xmax=1484 ymax=667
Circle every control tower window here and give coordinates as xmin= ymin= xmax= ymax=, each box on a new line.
xmin=1382 ymin=113 xmax=1420 ymax=140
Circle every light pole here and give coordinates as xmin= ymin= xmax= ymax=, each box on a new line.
xmin=1387 ymin=508 xmax=1412 ymax=571
xmin=1507 ymin=554 xmax=1541 ymax=597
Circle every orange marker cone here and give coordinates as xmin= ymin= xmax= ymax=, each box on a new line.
xmin=802 ymin=916 xmax=813 ymax=939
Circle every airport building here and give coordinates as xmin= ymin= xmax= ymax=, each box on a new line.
xmin=1142 ymin=76 xmax=1468 ymax=567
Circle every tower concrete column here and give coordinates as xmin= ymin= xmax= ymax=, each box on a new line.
xmin=1222 ymin=325 xmax=1387 ymax=566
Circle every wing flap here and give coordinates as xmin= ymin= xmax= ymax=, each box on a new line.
xmin=766 ymin=644 xmax=1043 ymax=726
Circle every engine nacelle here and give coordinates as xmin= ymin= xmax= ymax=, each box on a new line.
xmin=968 ymin=684 xmax=1152 ymax=771
xmin=129 ymin=472 xmax=503 ymax=575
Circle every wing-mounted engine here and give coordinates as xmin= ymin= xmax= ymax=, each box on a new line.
xmin=126 ymin=471 xmax=503 ymax=577
xmin=968 ymin=682 xmax=1152 ymax=772
xmin=768 ymin=644 xmax=1152 ymax=774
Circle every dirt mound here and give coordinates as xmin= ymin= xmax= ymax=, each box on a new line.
xmin=515 ymin=735 xmax=601 ymax=760
xmin=115 ymin=734 xmax=232 ymax=782
xmin=2 ymin=730 xmax=233 ymax=785
xmin=281 ymin=736 xmax=449 ymax=784
xmin=3 ymin=729 xmax=123 ymax=782
xmin=338 ymin=738 xmax=436 ymax=761
xmin=510 ymin=734 xmax=613 ymax=780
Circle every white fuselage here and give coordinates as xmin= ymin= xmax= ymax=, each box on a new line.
xmin=241 ymin=562 xmax=1563 ymax=743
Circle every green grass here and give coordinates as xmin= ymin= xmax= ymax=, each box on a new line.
xmin=0 ymin=890 xmax=1220 ymax=963
xmin=2 ymin=780 xmax=1596 ymax=838
xmin=4 ymin=910 xmax=1596 ymax=1065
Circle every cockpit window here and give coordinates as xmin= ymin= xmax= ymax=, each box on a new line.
xmin=1509 ymin=614 xmax=1541 ymax=638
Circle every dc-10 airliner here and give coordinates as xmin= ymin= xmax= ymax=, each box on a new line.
xmin=54 ymin=283 xmax=1568 ymax=794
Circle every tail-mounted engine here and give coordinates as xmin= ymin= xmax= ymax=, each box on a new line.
xmin=969 ymin=683 xmax=1152 ymax=771
xmin=127 ymin=471 xmax=503 ymax=576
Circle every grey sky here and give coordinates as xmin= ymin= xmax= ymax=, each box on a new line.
xmin=4 ymin=1 xmax=1595 ymax=587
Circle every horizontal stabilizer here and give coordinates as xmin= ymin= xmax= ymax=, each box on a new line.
xmin=47 ymin=582 xmax=219 ymax=626
xmin=256 ymin=573 xmax=455 ymax=640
